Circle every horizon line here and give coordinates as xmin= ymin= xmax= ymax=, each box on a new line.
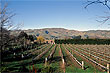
xmin=21 ymin=27 xmax=110 ymax=31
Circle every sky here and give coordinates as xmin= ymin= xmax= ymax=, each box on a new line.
xmin=1 ymin=0 xmax=110 ymax=31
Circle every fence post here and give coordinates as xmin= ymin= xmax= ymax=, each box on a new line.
xmin=14 ymin=52 xmax=16 ymax=55
xmin=13 ymin=52 xmax=16 ymax=58
xmin=62 ymin=58 xmax=65 ymax=73
xmin=107 ymin=63 xmax=109 ymax=73
xmin=62 ymin=59 xmax=64 ymax=65
xmin=45 ymin=57 xmax=47 ymax=67
xmin=82 ymin=61 xmax=84 ymax=69
xmin=21 ymin=54 xmax=24 ymax=58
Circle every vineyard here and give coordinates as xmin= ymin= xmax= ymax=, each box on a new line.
xmin=1 ymin=44 xmax=110 ymax=73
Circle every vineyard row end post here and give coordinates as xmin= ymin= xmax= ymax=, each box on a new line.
xmin=82 ymin=61 xmax=84 ymax=69
xmin=107 ymin=63 xmax=109 ymax=73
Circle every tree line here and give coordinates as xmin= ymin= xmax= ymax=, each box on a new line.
xmin=55 ymin=39 xmax=110 ymax=45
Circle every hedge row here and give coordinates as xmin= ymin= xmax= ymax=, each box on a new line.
xmin=55 ymin=39 xmax=110 ymax=44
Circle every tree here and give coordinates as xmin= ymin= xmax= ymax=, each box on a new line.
xmin=18 ymin=31 xmax=28 ymax=39
xmin=0 ymin=3 xmax=14 ymax=50
xmin=85 ymin=0 xmax=110 ymax=10
xmin=36 ymin=36 xmax=45 ymax=44
xmin=28 ymin=35 xmax=34 ymax=41
xmin=17 ymin=31 xmax=28 ymax=47
xmin=85 ymin=0 xmax=110 ymax=25
xmin=0 ymin=2 xmax=21 ymax=51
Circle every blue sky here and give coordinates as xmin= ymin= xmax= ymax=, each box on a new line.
xmin=2 ymin=0 xmax=110 ymax=31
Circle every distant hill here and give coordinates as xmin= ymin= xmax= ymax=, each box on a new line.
xmin=10 ymin=28 xmax=110 ymax=39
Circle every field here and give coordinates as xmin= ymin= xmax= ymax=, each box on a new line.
xmin=1 ymin=44 xmax=110 ymax=73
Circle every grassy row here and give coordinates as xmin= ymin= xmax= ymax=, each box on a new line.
xmin=69 ymin=44 xmax=107 ymax=67
xmin=26 ymin=44 xmax=54 ymax=70
xmin=61 ymin=44 xmax=85 ymax=73
xmin=27 ymin=44 xmax=64 ymax=73
xmin=1 ymin=44 xmax=48 ymax=72
xmin=50 ymin=44 xmax=63 ymax=73
xmin=65 ymin=44 xmax=106 ymax=73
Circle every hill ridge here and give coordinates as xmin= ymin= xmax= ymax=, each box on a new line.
xmin=11 ymin=28 xmax=110 ymax=39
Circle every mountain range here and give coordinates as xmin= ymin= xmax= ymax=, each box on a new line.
xmin=11 ymin=28 xmax=110 ymax=39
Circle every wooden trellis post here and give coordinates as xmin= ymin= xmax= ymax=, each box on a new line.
xmin=107 ymin=63 xmax=109 ymax=73
xmin=21 ymin=54 xmax=24 ymax=58
xmin=62 ymin=59 xmax=65 ymax=65
xmin=62 ymin=58 xmax=65 ymax=73
xmin=45 ymin=57 xmax=48 ymax=67
xmin=14 ymin=52 xmax=16 ymax=55
xmin=82 ymin=61 xmax=84 ymax=69
xmin=13 ymin=52 xmax=16 ymax=58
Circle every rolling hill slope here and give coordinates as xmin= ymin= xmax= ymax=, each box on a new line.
xmin=11 ymin=28 xmax=110 ymax=39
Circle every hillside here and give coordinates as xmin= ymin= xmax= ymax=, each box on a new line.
xmin=11 ymin=28 xmax=110 ymax=39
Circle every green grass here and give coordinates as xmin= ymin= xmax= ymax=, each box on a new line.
xmin=33 ymin=44 xmax=63 ymax=72
xmin=61 ymin=44 xmax=82 ymax=72
xmin=50 ymin=44 xmax=63 ymax=72
xmin=64 ymin=44 xmax=106 ymax=73
xmin=2 ymin=44 xmax=107 ymax=73
xmin=27 ymin=44 xmax=55 ymax=72
xmin=2 ymin=44 xmax=47 ymax=72
xmin=42 ymin=44 xmax=55 ymax=58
